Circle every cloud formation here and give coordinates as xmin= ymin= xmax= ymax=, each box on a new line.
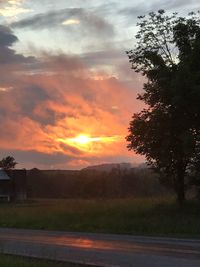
xmin=0 ymin=25 xmax=141 ymax=169
xmin=3 ymin=0 xmax=198 ymax=169
xmin=0 ymin=0 xmax=31 ymax=18
xmin=0 ymin=25 xmax=35 ymax=65
xmin=119 ymin=0 xmax=200 ymax=20
xmin=11 ymin=7 xmax=115 ymax=37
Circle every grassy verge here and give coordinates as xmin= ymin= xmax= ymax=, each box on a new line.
xmin=0 ymin=197 xmax=200 ymax=238
xmin=0 ymin=254 xmax=89 ymax=267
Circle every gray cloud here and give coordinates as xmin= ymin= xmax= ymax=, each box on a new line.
xmin=0 ymin=149 xmax=74 ymax=166
xmin=0 ymin=47 xmax=34 ymax=65
xmin=81 ymin=49 xmax=125 ymax=67
xmin=0 ymin=25 xmax=18 ymax=47
xmin=119 ymin=0 xmax=200 ymax=20
xmin=0 ymin=82 xmax=66 ymax=127
xmin=15 ymin=85 xmax=49 ymax=119
xmin=11 ymin=8 xmax=114 ymax=37
xmin=0 ymin=148 xmax=135 ymax=170
xmin=0 ymin=25 xmax=35 ymax=65
xmin=39 ymin=52 xmax=85 ymax=73
xmin=33 ymin=108 xmax=64 ymax=126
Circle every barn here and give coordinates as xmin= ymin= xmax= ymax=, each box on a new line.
xmin=0 ymin=169 xmax=27 ymax=202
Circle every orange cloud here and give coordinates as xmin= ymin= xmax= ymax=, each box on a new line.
xmin=0 ymin=28 xmax=143 ymax=168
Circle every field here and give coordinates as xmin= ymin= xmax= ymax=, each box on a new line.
xmin=0 ymin=254 xmax=88 ymax=267
xmin=0 ymin=197 xmax=200 ymax=238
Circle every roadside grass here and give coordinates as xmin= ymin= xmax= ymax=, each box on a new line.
xmin=0 ymin=197 xmax=200 ymax=238
xmin=0 ymin=254 xmax=89 ymax=267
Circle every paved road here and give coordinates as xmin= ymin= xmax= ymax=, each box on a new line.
xmin=0 ymin=228 xmax=200 ymax=267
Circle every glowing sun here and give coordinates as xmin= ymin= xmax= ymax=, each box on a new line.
xmin=71 ymin=135 xmax=99 ymax=145
xmin=57 ymin=134 xmax=121 ymax=152
xmin=69 ymin=135 xmax=101 ymax=145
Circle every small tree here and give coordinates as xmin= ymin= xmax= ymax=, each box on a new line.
xmin=126 ymin=10 xmax=200 ymax=205
xmin=0 ymin=156 xmax=17 ymax=170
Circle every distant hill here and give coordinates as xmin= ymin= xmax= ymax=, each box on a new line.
xmin=82 ymin=163 xmax=135 ymax=172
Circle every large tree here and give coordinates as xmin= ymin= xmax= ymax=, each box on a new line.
xmin=126 ymin=10 xmax=200 ymax=205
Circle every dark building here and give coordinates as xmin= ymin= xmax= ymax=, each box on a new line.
xmin=0 ymin=169 xmax=27 ymax=202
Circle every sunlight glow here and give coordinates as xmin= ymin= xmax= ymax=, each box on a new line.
xmin=0 ymin=7 xmax=31 ymax=17
xmin=0 ymin=0 xmax=31 ymax=17
xmin=62 ymin=19 xmax=80 ymax=26
xmin=0 ymin=87 xmax=13 ymax=92
xmin=70 ymin=135 xmax=100 ymax=145
xmin=57 ymin=134 xmax=121 ymax=152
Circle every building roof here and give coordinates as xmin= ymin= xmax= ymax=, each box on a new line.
xmin=0 ymin=170 xmax=10 ymax=180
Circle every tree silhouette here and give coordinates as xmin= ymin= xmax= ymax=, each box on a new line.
xmin=0 ymin=156 xmax=17 ymax=170
xmin=126 ymin=10 xmax=200 ymax=205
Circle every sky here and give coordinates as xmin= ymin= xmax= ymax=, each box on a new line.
xmin=0 ymin=0 xmax=199 ymax=169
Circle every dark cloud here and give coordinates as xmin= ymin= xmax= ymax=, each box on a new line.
xmin=11 ymin=8 xmax=114 ymax=37
xmin=0 ymin=82 xmax=66 ymax=127
xmin=0 ymin=149 xmax=73 ymax=166
xmin=33 ymin=108 xmax=63 ymax=126
xmin=0 ymin=148 xmax=135 ymax=170
xmin=0 ymin=25 xmax=18 ymax=47
xmin=0 ymin=25 xmax=35 ymax=65
xmin=59 ymin=143 xmax=84 ymax=155
xmin=14 ymin=85 xmax=52 ymax=125
xmin=40 ymin=52 xmax=85 ymax=73
xmin=0 ymin=47 xmax=34 ymax=65
xmin=16 ymin=85 xmax=49 ymax=113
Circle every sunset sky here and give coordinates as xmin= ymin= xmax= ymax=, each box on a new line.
xmin=0 ymin=0 xmax=199 ymax=169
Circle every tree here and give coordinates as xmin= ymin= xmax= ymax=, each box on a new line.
xmin=0 ymin=156 xmax=17 ymax=170
xmin=126 ymin=10 xmax=200 ymax=205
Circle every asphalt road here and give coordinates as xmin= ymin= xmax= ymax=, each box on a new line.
xmin=0 ymin=228 xmax=200 ymax=267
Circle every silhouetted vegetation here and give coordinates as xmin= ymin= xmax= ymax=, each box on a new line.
xmin=126 ymin=10 xmax=200 ymax=205
xmin=27 ymin=167 xmax=167 ymax=199
xmin=0 ymin=156 xmax=17 ymax=170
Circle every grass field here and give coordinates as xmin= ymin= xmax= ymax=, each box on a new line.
xmin=0 ymin=197 xmax=200 ymax=238
xmin=0 ymin=254 xmax=88 ymax=267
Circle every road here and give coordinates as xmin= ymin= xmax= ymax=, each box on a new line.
xmin=0 ymin=228 xmax=200 ymax=267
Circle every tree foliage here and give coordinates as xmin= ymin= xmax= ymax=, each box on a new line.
xmin=126 ymin=10 xmax=200 ymax=204
xmin=0 ymin=156 xmax=17 ymax=170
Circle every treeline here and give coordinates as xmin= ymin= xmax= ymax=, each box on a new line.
xmin=27 ymin=167 xmax=167 ymax=198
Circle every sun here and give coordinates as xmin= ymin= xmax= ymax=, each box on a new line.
xmin=69 ymin=135 xmax=102 ymax=146
xmin=72 ymin=135 xmax=92 ymax=145
xmin=56 ymin=134 xmax=121 ymax=152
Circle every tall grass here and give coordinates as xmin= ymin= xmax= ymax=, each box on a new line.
xmin=0 ymin=197 xmax=200 ymax=237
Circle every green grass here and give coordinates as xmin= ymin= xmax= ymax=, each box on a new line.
xmin=0 ymin=197 xmax=200 ymax=238
xmin=0 ymin=254 xmax=88 ymax=267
